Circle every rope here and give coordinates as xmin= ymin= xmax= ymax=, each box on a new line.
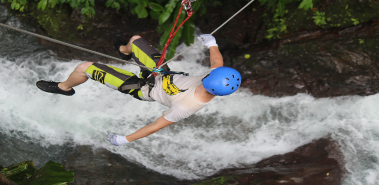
xmin=0 ymin=0 xmax=255 ymax=71
xmin=0 ymin=23 xmax=155 ymax=71
xmin=158 ymin=0 xmax=255 ymax=68
xmin=157 ymin=5 xmax=192 ymax=68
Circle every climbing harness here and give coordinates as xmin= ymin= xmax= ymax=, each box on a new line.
xmin=0 ymin=0 xmax=255 ymax=73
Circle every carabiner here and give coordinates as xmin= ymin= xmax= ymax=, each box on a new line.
xmin=152 ymin=68 xmax=164 ymax=73
xmin=182 ymin=0 xmax=196 ymax=16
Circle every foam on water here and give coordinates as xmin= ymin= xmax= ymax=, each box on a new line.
xmin=1 ymin=11 xmax=379 ymax=184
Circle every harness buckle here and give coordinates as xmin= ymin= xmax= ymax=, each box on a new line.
xmin=152 ymin=68 xmax=164 ymax=75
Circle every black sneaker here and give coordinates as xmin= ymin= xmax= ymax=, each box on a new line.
xmin=113 ymin=37 xmax=131 ymax=61
xmin=36 ymin=80 xmax=75 ymax=96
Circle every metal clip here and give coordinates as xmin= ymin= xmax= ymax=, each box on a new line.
xmin=152 ymin=68 xmax=164 ymax=73
xmin=182 ymin=0 xmax=196 ymax=15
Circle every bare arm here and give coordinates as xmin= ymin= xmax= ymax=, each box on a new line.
xmin=209 ymin=46 xmax=224 ymax=68
xmin=125 ymin=115 xmax=174 ymax=142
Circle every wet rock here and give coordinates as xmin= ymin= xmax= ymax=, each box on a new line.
xmin=6 ymin=0 xmax=379 ymax=97
xmin=61 ymin=139 xmax=343 ymax=185
xmin=234 ymin=21 xmax=379 ymax=98
xmin=63 ymin=145 xmax=193 ymax=185
xmin=194 ymin=138 xmax=344 ymax=185
xmin=0 ymin=174 xmax=17 ymax=185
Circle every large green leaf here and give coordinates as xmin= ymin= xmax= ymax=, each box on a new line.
xmin=157 ymin=20 xmax=170 ymax=33
xmin=105 ymin=0 xmax=113 ymax=7
xmin=159 ymin=22 xmax=175 ymax=49
xmin=159 ymin=4 xmax=185 ymax=48
xmin=277 ymin=1 xmax=285 ymax=16
xmin=37 ymin=0 xmax=48 ymax=10
xmin=149 ymin=2 xmax=165 ymax=12
xmin=191 ymin=0 xmax=203 ymax=13
xmin=166 ymin=26 xmax=183 ymax=60
xmin=298 ymin=0 xmax=313 ymax=10
xmin=150 ymin=10 xmax=162 ymax=20
xmin=182 ymin=18 xmax=195 ymax=46
xmin=135 ymin=4 xmax=148 ymax=18
xmin=159 ymin=11 xmax=171 ymax=23
xmin=159 ymin=0 xmax=178 ymax=23
xmin=25 ymin=161 xmax=74 ymax=185
xmin=159 ymin=0 xmax=202 ymax=56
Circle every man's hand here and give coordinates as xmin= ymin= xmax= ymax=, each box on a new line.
xmin=197 ymin=34 xmax=218 ymax=48
xmin=107 ymin=134 xmax=129 ymax=146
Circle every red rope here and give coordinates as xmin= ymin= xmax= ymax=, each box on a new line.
xmin=155 ymin=5 xmax=193 ymax=74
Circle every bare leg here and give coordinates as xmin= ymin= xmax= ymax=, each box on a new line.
xmin=119 ymin=35 xmax=141 ymax=55
xmin=58 ymin=62 xmax=94 ymax=91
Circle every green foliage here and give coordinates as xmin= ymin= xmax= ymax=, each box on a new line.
xmin=8 ymin=0 xmax=27 ymax=11
xmin=313 ymin=11 xmax=326 ymax=26
xmin=266 ymin=17 xmax=287 ymax=39
xmin=157 ymin=0 xmax=204 ymax=60
xmin=298 ymin=0 xmax=313 ymax=10
xmin=26 ymin=161 xmax=74 ymax=185
xmin=1 ymin=161 xmax=38 ymax=184
xmin=3 ymin=0 xmax=203 ymax=59
xmin=192 ymin=176 xmax=236 ymax=185
xmin=265 ymin=7 xmax=288 ymax=39
xmin=351 ymin=18 xmax=359 ymax=25
xmin=77 ymin=24 xmax=84 ymax=30
xmin=1 ymin=161 xmax=74 ymax=185
xmin=259 ymin=0 xmax=315 ymax=39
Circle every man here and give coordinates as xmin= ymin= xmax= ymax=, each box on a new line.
xmin=36 ymin=34 xmax=241 ymax=146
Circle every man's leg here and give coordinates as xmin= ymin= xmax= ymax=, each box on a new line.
xmin=116 ymin=35 xmax=169 ymax=79
xmin=58 ymin=62 xmax=93 ymax=91
xmin=119 ymin=35 xmax=141 ymax=55
xmin=36 ymin=62 xmax=94 ymax=96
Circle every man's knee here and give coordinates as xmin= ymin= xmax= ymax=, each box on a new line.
xmin=76 ymin=62 xmax=94 ymax=73
xmin=129 ymin=35 xmax=141 ymax=44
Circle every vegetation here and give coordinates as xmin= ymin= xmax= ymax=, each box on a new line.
xmin=1 ymin=0 xmax=379 ymax=58
xmin=192 ymin=176 xmax=236 ymax=185
xmin=262 ymin=0 xmax=379 ymax=39
xmin=0 ymin=161 xmax=74 ymax=185
xmin=1 ymin=0 xmax=206 ymax=59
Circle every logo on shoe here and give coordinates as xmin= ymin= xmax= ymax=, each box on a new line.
xmin=93 ymin=70 xmax=106 ymax=84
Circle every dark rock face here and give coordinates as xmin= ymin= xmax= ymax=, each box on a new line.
xmin=0 ymin=174 xmax=17 ymax=185
xmin=63 ymin=146 xmax=194 ymax=185
xmin=234 ymin=21 xmax=379 ymax=98
xmin=62 ymin=138 xmax=344 ymax=185
xmin=8 ymin=0 xmax=379 ymax=98
xmin=196 ymin=138 xmax=344 ymax=185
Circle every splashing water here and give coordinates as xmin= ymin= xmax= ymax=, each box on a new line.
xmin=1 ymin=7 xmax=379 ymax=184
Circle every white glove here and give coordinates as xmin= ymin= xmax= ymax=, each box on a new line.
xmin=197 ymin=34 xmax=218 ymax=48
xmin=107 ymin=134 xmax=129 ymax=146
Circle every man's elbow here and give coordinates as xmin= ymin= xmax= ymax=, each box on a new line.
xmin=149 ymin=125 xmax=163 ymax=135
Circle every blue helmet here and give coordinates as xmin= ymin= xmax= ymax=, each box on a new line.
xmin=202 ymin=67 xmax=242 ymax=96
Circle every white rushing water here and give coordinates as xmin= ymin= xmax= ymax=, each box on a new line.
xmin=1 ymin=6 xmax=379 ymax=185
